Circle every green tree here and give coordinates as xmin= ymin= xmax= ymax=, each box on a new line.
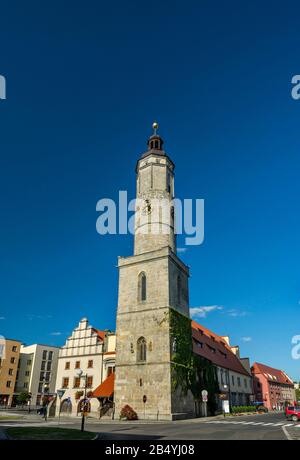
xmin=296 ymin=388 xmax=300 ymax=403
xmin=16 ymin=392 xmax=31 ymax=406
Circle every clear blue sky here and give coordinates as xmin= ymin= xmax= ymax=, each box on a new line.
xmin=0 ymin=1 xmax=299 ymax=380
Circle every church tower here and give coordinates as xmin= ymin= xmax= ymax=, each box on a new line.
xmin=114 ymin=123 xmax=195 ymax=420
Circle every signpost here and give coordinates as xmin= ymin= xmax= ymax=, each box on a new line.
xmin=201 ymin=390 xmax=208 ymax=417
xmin=57 ymin=389 xmax=66 ymax=425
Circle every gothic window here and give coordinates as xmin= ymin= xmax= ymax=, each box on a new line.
xmin=138 ymin=272 xmax=147 ymax=302
xmin=137 ymin=337 xmax=147 ymax=363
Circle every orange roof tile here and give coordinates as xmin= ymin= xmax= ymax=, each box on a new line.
xmin=251 ymin=362 xmax=293 ymax=385
xmin=92 ymin=373 xmax=115 ymax=398
xmin=92 ymin=328 xmax=106 ymax=341
xmin=191 ymin=320 xmax=250 ymax=377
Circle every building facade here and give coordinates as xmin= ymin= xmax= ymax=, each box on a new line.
xmin=15 ymin=344 xmax=60 ymax=406
xmin=54 ymin=318 xmax=115 ymax=417
xmin=252 ymin=362 xmax=296 ymax=411
xmin=0 ymin=338 xmax=21 ymax=406
xmin=192 ymin=321 xmax=253 ymax=412
xmin=114 ymin=125 xmax=195 ymax=420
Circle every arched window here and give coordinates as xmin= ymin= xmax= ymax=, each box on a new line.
xmin=137 ymin=337 xmax=147 ymax=362
xmin=138 ymin=272 xmax=147 ymax=302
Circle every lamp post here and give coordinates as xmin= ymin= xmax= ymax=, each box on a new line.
xmin=27 ymin=392 xmax=32 ymax=414
xmin=42 ymin=381 xmax=49 ymax=421
xmin=77 ymin=369 xmax=88 ymax=432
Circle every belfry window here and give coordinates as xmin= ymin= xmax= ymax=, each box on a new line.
xmin=167 ymin=172 xmax=171 ymax=193
xmin=138 ymin=272 xmax=147 ymax=302
xmin=137 ymin=337 xmax=147 ymax=362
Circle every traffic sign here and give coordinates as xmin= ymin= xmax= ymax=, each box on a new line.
xmin=201 ymin=389 xmax=208 ymax=402
xmin=201 ymin=389 xmax=208 ymax=397
xmin=57 ymin=390 xmax=66 ymax=399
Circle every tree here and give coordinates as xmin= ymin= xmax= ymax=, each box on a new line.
xmin=296 ymin=388 xmax=300 ymax=403
xmin=16 ymin=392 xmax=31 ymax=406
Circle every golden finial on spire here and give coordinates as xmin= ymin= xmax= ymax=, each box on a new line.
xmin=152 ymin=121 xmax=159 ymax=135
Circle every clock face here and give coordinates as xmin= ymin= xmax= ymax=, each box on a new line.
xmin=142 ymin=199 xmax=152 ymax=215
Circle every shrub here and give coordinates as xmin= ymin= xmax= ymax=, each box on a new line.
xmin=120 ymin=405 xmax=138 ymax=420
xmin=231 ymin=405 xmax=256 ymax=414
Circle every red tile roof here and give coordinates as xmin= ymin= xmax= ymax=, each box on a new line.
xmin=92 ymin=373 xmax=115 ymax=398
xmin=251 ymin=362 xmax=293 ymax=385
xmin=191 ymin=320 xmax=250 ymax=376
xmin=92 ymin=329 xmax=106 ymax=341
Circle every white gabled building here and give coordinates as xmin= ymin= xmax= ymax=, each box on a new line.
xmin=54 ymin=318 xmax=115 ymax=417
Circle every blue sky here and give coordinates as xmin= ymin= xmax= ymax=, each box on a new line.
xmin=0 ymin=0 xmax=299 ymax=380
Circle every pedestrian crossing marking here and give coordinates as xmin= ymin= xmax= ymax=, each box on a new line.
xmin=206 ymin=420 xmax=299 ymax=428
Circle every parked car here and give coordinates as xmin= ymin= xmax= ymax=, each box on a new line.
xmin=285 ymin=406 xmax=300 ymax=422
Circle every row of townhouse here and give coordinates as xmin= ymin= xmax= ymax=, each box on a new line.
xmin=191 ymin=321 xmax=253 ymax=415
xmin=0 ymin=319 xmax=116 ymax=416
xmin=0 ymin=317 xmax=296 ymax=417
xmin=252 ymin=362 xmax=296 ymax=411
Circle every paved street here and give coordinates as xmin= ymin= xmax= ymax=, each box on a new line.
xmin=0 ymin=412 xmax=299 ymax=440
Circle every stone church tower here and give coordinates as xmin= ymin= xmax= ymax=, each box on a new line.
xmin=114 ymin=123 xmax=195 ymax=420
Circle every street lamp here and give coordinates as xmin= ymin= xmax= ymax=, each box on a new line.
xmin=77 ymin=369 xmax=88 ymax=432
xmin=42 ymin=383 xmax=49 ymax=421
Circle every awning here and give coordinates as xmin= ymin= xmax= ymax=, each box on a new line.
xmin=92 ymin=373 xmax=115 ymax=398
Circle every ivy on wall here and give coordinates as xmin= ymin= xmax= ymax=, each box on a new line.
xmin=170 ymin=309 xmax=220 ymax=414
xmin=170 ymin=309 xmax=194 ymax=394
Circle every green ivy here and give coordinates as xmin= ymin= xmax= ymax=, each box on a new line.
xmin=170 ymin=309 xmax=194 ymax=394
xmin=170 ymin=309 xmax=220 ymax=414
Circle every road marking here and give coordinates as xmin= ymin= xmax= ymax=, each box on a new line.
xmin=206 ymin=420 xmax=298 ymax=429
xmin=282 ymin=425 xmax=293 ymax=441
